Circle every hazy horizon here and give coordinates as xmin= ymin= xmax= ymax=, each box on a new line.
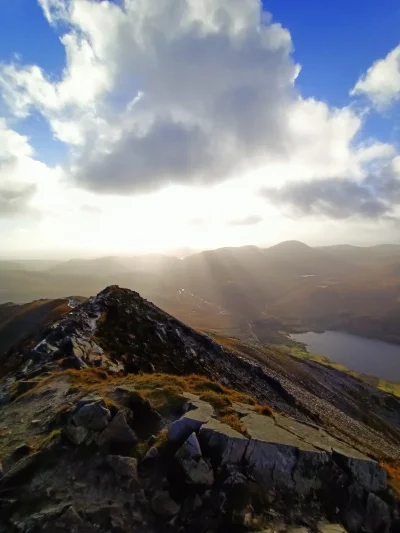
xmin=2 ymin=239 xmax=400 ymax=262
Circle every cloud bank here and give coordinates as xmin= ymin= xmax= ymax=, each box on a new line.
xmin=0 ymin=0 xmax=399 ymax=254
xmin=262 ymin=158 xmax=400 ymax=220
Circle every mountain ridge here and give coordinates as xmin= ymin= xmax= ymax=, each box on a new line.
xmin=0 ymin=285 xmax=399 ymax=532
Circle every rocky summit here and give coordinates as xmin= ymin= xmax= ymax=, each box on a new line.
xmin=0 ymin=286 xmax=399 ymax=533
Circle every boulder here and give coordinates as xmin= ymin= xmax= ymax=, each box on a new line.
xmin=176 ymin=432 xmax=202 ymax=459
xmin=97 ymin=409 xmax=137 ymax=449
xmin=62 ymin=425 xmax=90 ymax=446
xmin=333 ymin=453 xmax=387 ymax=492
xmin=56 ymin=506 xmax=83 ymax=527
xmin=168 ymin=400 xmax=215 ymax=444
xmin=222 ymin=472 xmax=250 ymax=510
xmin=106 ymin=455 xmax=139 ymax=481
xmin=72 ymin=399 xmax=111 ymax=431
xmin=363 ymin=492 xmax=391 ymax=533
xmin=106 ymin=455 xmax=140 ymax=491
xmin=142 ymin=446 xmax=160 ymax=465
xmin=113 ymin=386 xmax=161 ymax=423
xmin=198 ymin=418 xmax=248 ymax=466
xmin=151 ymin=490 xmax=180 ymax=517
xmin=59 ymin=355 xmax=86 ymax=370
xmin=74 ymin=395 xmax=106 ymax=412
xmin=175 ymin=433 xmax=214 ymax=486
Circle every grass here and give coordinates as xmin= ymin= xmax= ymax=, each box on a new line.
xmin=377 ymin=380 xmax=400 ymax=397
xmin=38 ymin=429 xmax=62 ymax=451
xmin=219 ymin=412 xmax=249 ymax=437
xmin=199 ymin=391 xmax=231 ymax=411
xmin=255 ymin=404 xmax=274 ymax=417
xmin=16 ymin=369 xmax=275 ymax=437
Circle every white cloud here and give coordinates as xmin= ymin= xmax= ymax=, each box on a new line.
xmin=1 ymin=0 xmax=302 ymax=193
xmin=351 ymin=45 xmax=400 ymax=109
xmin=0 ymin=0 xmax=400 ymax=255
xmin=38 ymin=0 xmax=69 ymax=24
xmin=0 ymin=119 xmax=39 ymax=217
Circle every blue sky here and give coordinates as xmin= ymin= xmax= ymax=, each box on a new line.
xmin=0 ymin=0 xmax=400 ymax=256
xmin=267 ymin=0 xmax=400 ymax=143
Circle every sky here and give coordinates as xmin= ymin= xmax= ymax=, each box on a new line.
xmin=0 ymin=0 xmax=400 ymax=258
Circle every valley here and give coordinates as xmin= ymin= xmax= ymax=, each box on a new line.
xmin=2 ymin=241 xmax=400 ymax=346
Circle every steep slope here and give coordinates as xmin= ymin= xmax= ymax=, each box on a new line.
xmin=0 ymin=299 xmax=73 ymax=356
xmin=1 ymin=286 xmax=400 ymax=532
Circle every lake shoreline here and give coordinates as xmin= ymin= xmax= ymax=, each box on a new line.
xmin=290 ymin=330 xmax=400 ymax=384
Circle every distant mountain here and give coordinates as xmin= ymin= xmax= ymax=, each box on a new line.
xmin=319 ymin=244 xmax=400 ymax=266
xmin=2 ymin=242 xmax=400 ymax=344
xmin=49 ymin=254 xmax=180 ymax=277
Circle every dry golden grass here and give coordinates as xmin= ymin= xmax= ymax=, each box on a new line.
xmin=255 ymin=404 xmax=274 ymax=417
xmin=219 ymin=412 xmax=249 ymax=437
xmin=382 ymin=463 xmax=400 ymax=497
xmin=18 ymin=368 xmax=274 ymax=436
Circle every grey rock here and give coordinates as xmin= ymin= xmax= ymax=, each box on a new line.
xmin=151 ymin=490 xmax=180 ymax=517
xmin=113 ymin=386 xmax=161 ymax=422
xmin=60 ymin=355 xmax=86 ymax=370
xmin=245 ymin=439 xmax=331 ymax=496
xmin=57 ymin=505 xmax=83 ymax=526
xmin=0 ymin=452 xmax=42 ymax=486
xmin=168 ymin=397 xmax=215 ymax=444
xmin=142 ymin=446 xmax=160 ymax=465
xmin=333 ymin=453 xmax=387 ymax=492
xmin=97 ymin=409 xmax=137 ymax=448
xmin=363 ymin=492 xmax=391 ymax=533
xmin=222 ymin=472 xmax=250 ymax=509
xmin=75 ymin=395 xmax=106 ymax=412
xmin=198 ymin=418 xmax=248 ymax=466
xmin=176 ymin=432 xmax=202 ymax=460
xmin=106 ymin=455 xmax=139 ymax=482
xmin=59 ymin=336 xmax=73 ymax=353
xmin=147 ymin=434 xmax=157 ymax=446
xmin=175 ymin=433 xmax=214 ymax=486
xmin=63 ymin=425 xmax=89 ymax=446
xmin=0 ymin=392 xmax=10 ymax=405
xmin=72 ymin=399 xmax=111 ymax=431
xmin=341 ymin=482 xmax=365 ymax=533
xmin=16 ymin=503 xmax=70 ymax=529
xmin=3 ymin=444 xmax=34 ymax=471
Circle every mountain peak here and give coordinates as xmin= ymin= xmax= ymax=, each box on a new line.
xmin=268 ymin=240 xmax=311 ymax=251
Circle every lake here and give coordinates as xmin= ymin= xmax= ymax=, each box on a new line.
xmin=291 ymin=330 xmax=400 ymax=382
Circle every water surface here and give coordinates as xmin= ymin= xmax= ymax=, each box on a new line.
xmin=291 ymin=330 xmax=400 ymax=382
